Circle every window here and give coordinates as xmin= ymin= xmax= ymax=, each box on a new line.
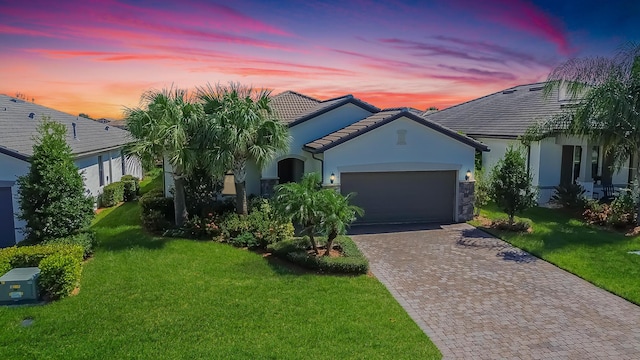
xmin=98 ymin=155 xmax=104 ymax=186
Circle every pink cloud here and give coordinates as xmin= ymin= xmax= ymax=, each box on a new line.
xmin=0 ymin=0 xmax=291 ymax=50
xmin=454 ymin=0 xmax=571 ymax=55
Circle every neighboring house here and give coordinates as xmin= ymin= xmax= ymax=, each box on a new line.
xmin=0 ymin=95 xmax=143 ymax=246
xmin=164 ymin=91 xmax=488 ymax=224
xmin=425 ymin=83 xmax=633 ymax=203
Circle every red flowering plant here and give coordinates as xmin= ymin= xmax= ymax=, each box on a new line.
xmin=182 ymin=213 xmax=222 ymax=239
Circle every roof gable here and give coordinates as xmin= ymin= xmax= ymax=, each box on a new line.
xmin=0 ymin=94 xmax=132 ymax=160
xmin=424 ymin=82 xmax=570 ymax=138
xmin=270 ymin=91 xmax=379 ymax=127
xmin=304 ymin=108 xmax=488 ymax=153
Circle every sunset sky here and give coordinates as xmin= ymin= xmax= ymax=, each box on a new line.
xmin=1 ymin=0 xmax=639 ymax=119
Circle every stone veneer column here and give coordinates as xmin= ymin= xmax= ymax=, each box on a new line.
xmin=260 ymin=179 xmax=279 ymax=197
xmin=458 ymin=181 xmax=475 ymax=222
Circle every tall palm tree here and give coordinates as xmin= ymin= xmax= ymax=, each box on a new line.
xmin=198 ymin=82 xmax=290 ymax=215
xmin=125 ymin=87 xmax=205 ymax=226
xmin=273 ymin=173 xmax=323 ymax=254
xmin=318 ymin=189 xmax=363 ymax=257
xmin=539 ymin=43 xmax=640 ymax=224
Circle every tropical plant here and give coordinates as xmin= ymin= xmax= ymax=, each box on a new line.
xmin=551 ymin=183 xmax=587 ymax=208
xmin=273 ymin=173 xmax=323 ymax=254
xmin=317 ymin=189 xmax=363 ymax=256
xmin=198 ymin=82 xmax=290 ymax=215
xmin=16 ymin=118 xmax=94 ymax=242
xmin=489 ymin=147 xmax=537 ymax=226
xmin=524 ymin=43 xmax=640 ymax=224
xmin=273 ymin=173 xmax=362 ymax=256
xmin=125 ymin=87 xmax=206 ymax=226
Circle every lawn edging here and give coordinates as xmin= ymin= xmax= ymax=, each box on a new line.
xmin=268 ymin=236 xmax=369 ymax=274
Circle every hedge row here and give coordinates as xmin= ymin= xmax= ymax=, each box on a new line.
xmin=18 ymin=230 xmax=97 ymax=259
xmin=101 ymin=176 xmax=140 ymax=207
xmin=0 ymin=243 xmax=84 ymax=300
xmin=268 ymin=236 xmax=369 ymax=274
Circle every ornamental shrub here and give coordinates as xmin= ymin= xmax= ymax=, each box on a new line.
xmin=121 ymin=175 xmax=140 ymax=202
xmin=229 ymin=232 xmax=260 ymax=248
xmin=101 ymin=181 xmax=124 ymax=207
xmin=16 ymin=118 xmax=95 ymax=242
xmin=551 ymin=184 xmax=586 ymax=208
xmin=0 ymin=243 xmax=84 ymax=300
xmin=139 ymin=189 xmax=174 ymax=233
xmin=220 ymin=198 xmax=294 ymax=248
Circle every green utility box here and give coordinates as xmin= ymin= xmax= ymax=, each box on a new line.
xmin=0 ymin=267 xmax=40 ymax=305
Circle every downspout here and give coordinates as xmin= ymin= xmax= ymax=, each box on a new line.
xmin=311 ymin=152 xmax=324 ymax=184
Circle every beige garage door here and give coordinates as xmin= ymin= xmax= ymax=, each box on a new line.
xmin=340 ymin=171 xmax=456 ymax=224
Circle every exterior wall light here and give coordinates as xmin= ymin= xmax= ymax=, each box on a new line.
xmin=330 ymin=172 xmax=335 ymax=184
xmin=465 ymin=169 xmax=473 ymax=181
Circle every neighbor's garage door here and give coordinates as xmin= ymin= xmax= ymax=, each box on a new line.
xmin=0 ymin=187 xmax=16 ymax=248
xmin=340 ymin=171 xmax=456 ymax=224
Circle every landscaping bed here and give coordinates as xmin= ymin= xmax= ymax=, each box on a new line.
xmin=268 ymin=236 xmax=369 ymax=275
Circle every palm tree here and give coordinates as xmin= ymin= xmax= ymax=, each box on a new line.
xmin=539 ymin=43 xmax=640 ymax=224
xmin=198 ymin=82 xmax=290 ymax=215
xmin=125 ymin=87 xmax=205 ymax=226
xmin=318 ymin=189 xmax=363 ymax=257
xmin=273 ymin=173 xmax=323 ymax=254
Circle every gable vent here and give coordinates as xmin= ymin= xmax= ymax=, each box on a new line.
xmin=105 ymin=126 xmax=109 ymax=131
xmin=28 ymin=112 xmax=35 ymax=119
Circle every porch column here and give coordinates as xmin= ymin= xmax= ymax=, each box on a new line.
xmin=577 ymin=142 xmax=594 ymax=199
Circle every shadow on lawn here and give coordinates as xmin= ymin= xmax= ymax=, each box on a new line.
xmin=92 ymin=201 xmax=169 ymax=252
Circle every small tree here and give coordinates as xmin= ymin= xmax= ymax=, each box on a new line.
xmin=318 ymin=189 xmax=363 ymax=256
xmin=17 ymin=118 xmax=95 ymax=241
xmin=489 ymin=147 xmax=537 ymax=226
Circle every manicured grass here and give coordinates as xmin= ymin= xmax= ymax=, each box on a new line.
xmin=472 ymin=204 xmax=640 ymax=305
xmin=0 ymin=173 xmax=439 ymax=359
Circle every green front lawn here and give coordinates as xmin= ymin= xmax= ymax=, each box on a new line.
xmin=472 ymin=204 xmax=640 ymax=305
xmin=0 ymin=175 xmax=439 ymax=359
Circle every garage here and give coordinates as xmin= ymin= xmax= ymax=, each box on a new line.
xmin=0 ymin=187 xmax=16 ymax=247
xmin=303 ymin=109 xmax=488 ymax=224
xmin=340 ymin=171 xmax=456 ymax=224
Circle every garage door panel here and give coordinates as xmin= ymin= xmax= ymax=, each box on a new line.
xmin=341 ymin=171 xmax=455 ymax=224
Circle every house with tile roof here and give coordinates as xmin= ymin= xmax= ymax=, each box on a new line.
xmin=163 ymin=91 xmax=488 ymax=224
xmin=425 ymin=83 xmax=633 ymax=203
xmin=0 ymin=95 xmax=143 ymax=246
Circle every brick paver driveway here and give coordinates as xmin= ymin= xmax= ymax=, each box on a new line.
xmin=351 ymin=223 xmax=640 ymax=359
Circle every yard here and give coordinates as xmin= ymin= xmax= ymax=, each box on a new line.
xmin=0 ymin=176 xmax=439 ymax=359
xmin=473 ymin=204 xmax=640 ymax=305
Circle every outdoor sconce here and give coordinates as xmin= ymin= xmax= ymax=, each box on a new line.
xmin=465 ymin=169 xmax=472 ymax=181
xmin=330 ymin=172 xmax=335 ymax=184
